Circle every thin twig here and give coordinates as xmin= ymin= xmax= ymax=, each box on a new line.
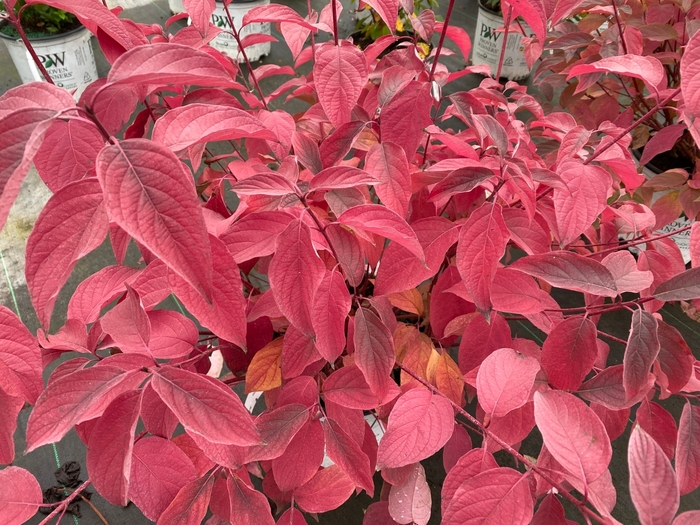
xmin=429 ymin=0 xmax=456 ymax=82
xmin=79 ymin=493 xmax=109 ymax=525
xmin=495 ymin=6 xmax=513 ymax=81
xmin=38 ymin=479 xmax=92 ymax=525
xmin=395 ymin=362 xmax=611 ymax=525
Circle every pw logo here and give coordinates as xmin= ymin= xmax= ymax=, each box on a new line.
xmin=39 ymin=52 xmax=66 ymax=68
xmin=480 ymin=23 xmax=502 ymax=42
xmin=212 ymin=14 xmax=233 ymax=29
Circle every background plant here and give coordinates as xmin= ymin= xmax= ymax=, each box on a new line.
xmin=0 ymin=0 xmax=79 ymax=37
xmin=0 ymin=0 xmax=699 ymax=524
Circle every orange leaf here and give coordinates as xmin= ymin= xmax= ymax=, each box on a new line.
xmin=436 ymin=352 xmax=464 ymax=406
xmin=245 ymin=337 xmax=283 ymax=393
xmin=388 ymin=289 xmax=424 ymax=316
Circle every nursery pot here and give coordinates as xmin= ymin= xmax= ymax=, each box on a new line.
xmin=0 ymin=25 xmax=97 ymax=99
xmin=180 ymin=0 xmax=272 ymax=62
xmin=471 ymin=1 xmax=533 ymax=81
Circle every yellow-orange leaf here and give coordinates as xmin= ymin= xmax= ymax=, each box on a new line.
xmin=388 ymin=289 xmax=424 ymax=316
xmin=245 ymin=337 xmax=283 ymax=393
xmin=394 ymin=324 xmax=421 ymax=363
xmin=436 ymin=352 xmax=464 ymax=406
xmin=426 ymin=348 xmax=441 ymax=384
xmin=399 ymin=331 xmax=433 ymax=385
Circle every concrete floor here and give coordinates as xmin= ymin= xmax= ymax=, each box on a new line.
xmin=1 ymin=0 xmax=698 ymax=524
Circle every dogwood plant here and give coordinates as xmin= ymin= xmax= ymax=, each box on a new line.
xmin=1 ymin=0 xmax=700 ymax=523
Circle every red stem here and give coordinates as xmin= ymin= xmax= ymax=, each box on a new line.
xmin=11 ymin=6 xmax=53 ymax=84
xmin=38 ymin=479 xmax=92 ymax=525
xmin=495 ymin=6 xmax=513 ymax=80
xmin=331 ymin=0 xmax=338 ymax=45
xmin=222 ymin=3 xmax=270 ymax=111
xmin=395 ymin=362 xmax=611 ymax=525
xmin=585 ymin=224 xmax=692 ymax=258
xmin=429 ymin=0 xmax=456 ymax=82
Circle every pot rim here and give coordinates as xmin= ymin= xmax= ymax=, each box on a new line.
xmin=0 ymin=22 xmax=87 ymax=42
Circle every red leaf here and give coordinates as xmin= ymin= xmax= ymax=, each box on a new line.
xmin=339 ymin=204 xmax=424 ymax=262
xmin=380 ymin=81 xmax=433 ymax=158
xmin=491 ymin=268 xmax=555 ymax=315
xmin=169 ymin=235 xmax=247 ymax=348
xmin=0 ymin=82 xmax=74 ymax=119
xmin=353 ymin=307 xmax=395 ymax=399
xmin=96 ymin=139 xmax=213 ymax=302
xmin=231 ymin=173 xmax=299 ymax=196
xmin=363 ymin=501 xmax=396 ymax=525
xmin=640 ymin=124 xmax=687 ymax=166
xmin=323 ymin=418 xmax=374 ymax=494
xmin=246 ymin=404 xmax=309 ymax=462
xmin=553 ymin=159 xmax=611 ymax=246
xmin=484 ymin=402 xmax=536 ymax=453
xmin=363 ymin=0 xmax=399 ymax=29
xmin=157 ymin=471 xmax=216 ymax=525
xmin=34 ymin=120 xmax=104 ymax=192
xmin=510 ymin=251 xmax=618 ymax=297
xmin=281 ymin=326 xmax=321 ymax=380
xmin=25 ymin=366 xmax=142 ymax=452
xmin=590 ymin=403 xmax=629 ymax=442
xmin=531 ymin=493 xmax=568 ymax=525
xmin=323 ymin=365 xmax=381 ymax=410
xmin=677 ymin=402 xmax=700 ymax=495
xmin=107 ymin=44 xmax=238 ymax=88
xmin=277 ymin=507 xmax=308 ymax=525
xmin=0 ymin=466 xmax=42 ymax=525
xmin=441 ymin=448 xmax=498 ymax=515
xmin=130 ymin=436 xmax=198 ymax=521
xmin=87 ymin=390 xmax=141 ymax=506
xmin=378 ymin=66 xmax=416 ymax=107
xmin=457 ymin=312 xmax=511 ymax=374
xmin=428 ymin=167 xmax=494 ymax=203
xmin=681 ymin=31 xmax=700 ymax=145
xmin=375 ymin=217 xmax=458 ymax=296
xmin=242 ymin=4 xmax=318 ymax=31
xmin=433 ymin=22 xmax=472 ymax=63
xmin=101 ymin=284 xmax=151 ymax=355
xmin=0 ymin=107 xmax=57 ymax=230
xmin=628 ymin=426 xmax=679 ymax=525
xmin=319 ymin=121 xmax=367 ymax=169
xmin=674 ymin=512 xmax=700 ymax=525
xmin=578 ymin=364 xmax=653 ymax=410
xmin=183 ymin=0 xmax=215 ymax=36
xmin=325 ymin=223 xmax=366 ymax=287
xmin=569 ymin=55 xmax=665 ymax=90
xmin=657 ymin=320 xmax=694 ymax=394
xmin=313 ymin=42 xmax=368 ymax=127
xmin=151 ymin=367 xmax=259 ymax=446
xmin=152 ymin=104 xmax=275 ymax=151
xmin=25 ymin=0 xmax=133 ymax=50
xmin=541 ymin=317 xmax=598 ymax=391
xmin=501 ymin=0 xmax=546 ymax=50
xmin=653 ymin=266 xmax=700 ymax=301
xmin=0 ymin=390 xmax=23 ymax=464
xmin=312 ymin=269 xmax=351 ymax=362
xmin=377 ymin=388 xmax=454 ymax=468
xmin=227 ymin=474 xmax=276 ymax=525
xmin=220 ymin=210 xmax=293 ymax=264
xmin=503 ymin=208 xmax=551 ymax=255
xmin=637 ymin=399 xmax=677 ymax=461
xmin=365 ymin=142 xmax=412 ymax=219
xmin=309 ymin=166 xmax=378 ymax=191
xmin=388 ymin=463 xmax=431 ymax=525
xmin=476 ymin=348 xmax=540 ymax=419
xmin=533 ymin=390 xmax=612 ymax=484
xmin=601 ymin=251 xmax=654 ymax=294
xmin=141 ymin=383 xmax=178 ymax=439
xmin=623 ymin=310 xmax=660 ymax=400
xmin=271 ymin=419 xmax=325 ymax=492
xmin=294 ymin=465 xmax=356 ymax=513
xmin=148 ymin=310 xmax=199 ymax=359
xmin=292 ymin=131 xmax=322 ymax=174
xmin=442 ymin=424 xmax=472 ymax=474
xmin=456 ymin=202 xmax=509 ymax=316
xmin=269 ymin=219 xmax=326 ymax=336
xmin=442 ymin=467 xmax=533 ymax=525
xmin=66 ymin=265 xmax=140 ymax=324
xmin=0 ymin=306 xmax=43 ymax=405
